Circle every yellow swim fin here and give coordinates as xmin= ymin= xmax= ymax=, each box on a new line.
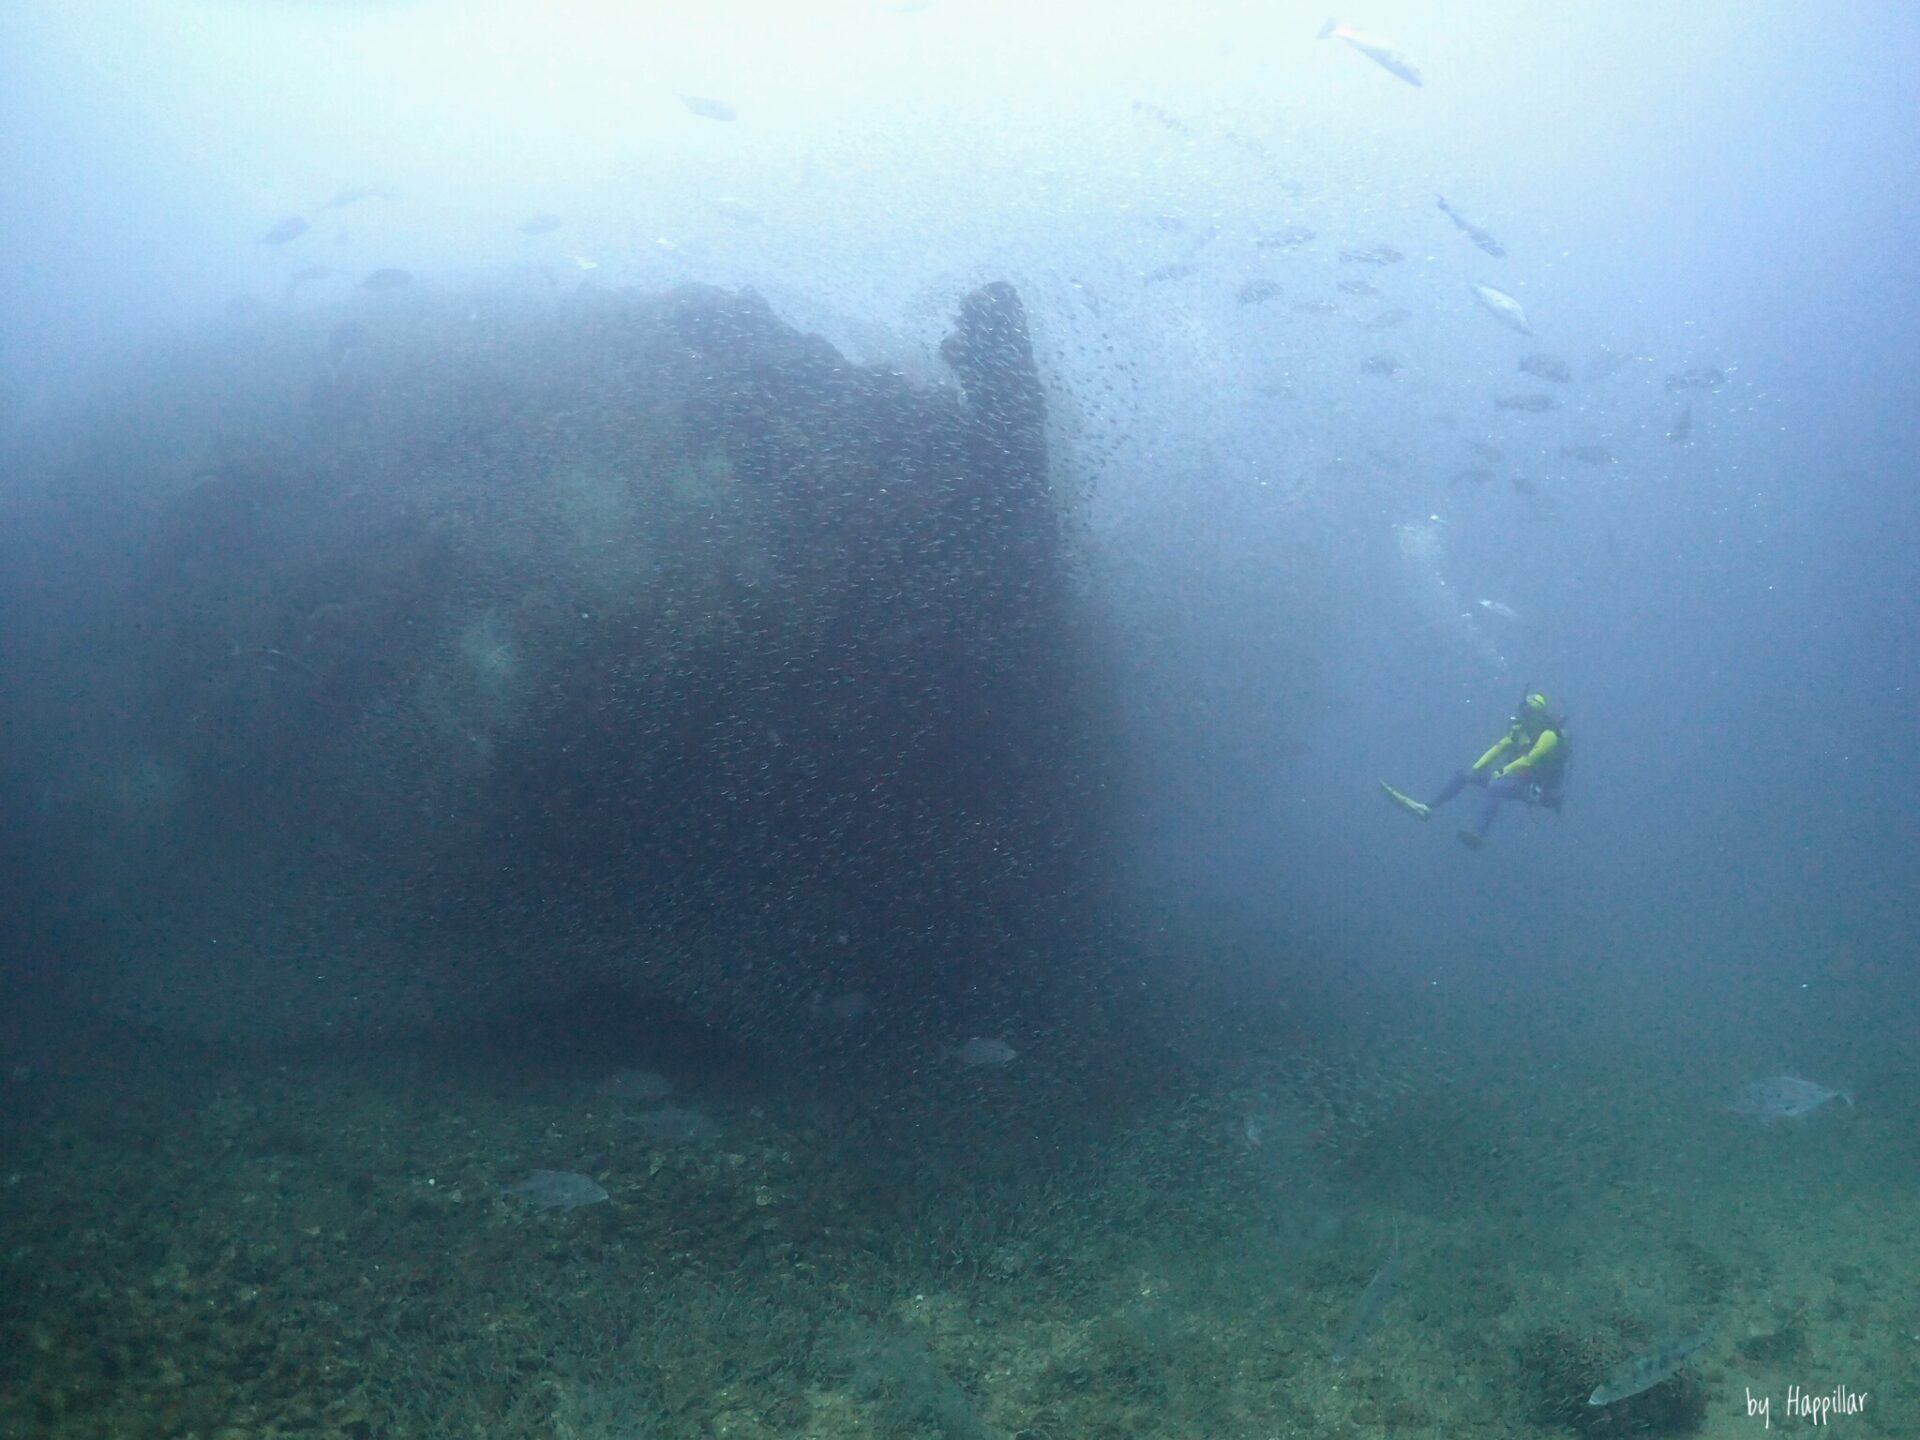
xmin=1380 ymin=781 xmax=1431 ymax=820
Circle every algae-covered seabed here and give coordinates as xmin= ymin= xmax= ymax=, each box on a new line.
xmin=0 ymin=1021 xmax=1910 ymax=1440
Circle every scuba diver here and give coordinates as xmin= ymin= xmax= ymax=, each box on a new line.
xmin=1381 ymin=691 xmax=1570 ymax=850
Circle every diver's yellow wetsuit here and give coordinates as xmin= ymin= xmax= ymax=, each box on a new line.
xmin=1382 ymin=693 xmax=1569 ymax=849
xmin=1469 ymin=719 xmax=1563 ymax=788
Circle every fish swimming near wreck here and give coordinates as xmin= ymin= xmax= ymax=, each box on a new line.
xmin=1316 ymin=18 xmax=1423 ymax=87
xmin=1495 ymin=393 xmax=1557 ymax=412
xmin=1667 ymin=404 xmax=1694 ymax=444
xmin=1560 ymin=444 xmax=1615 ymax=465
xmin=1436 ymin=195 xmax=1505 ymax=257
xmin=1589 ymin=1332 xmax=1712 ymax=1406
xmin=1727 ymin=1075 xmax=1853 ymax=1123
xmin=1340 ymin=246 xmax=1404 ymax=265
xmin=1472 ymin=283 xmax=1533 ymax=335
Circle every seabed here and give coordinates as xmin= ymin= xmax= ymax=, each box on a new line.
xmin=0 ymin=1022 xmax=1906 ymax=1439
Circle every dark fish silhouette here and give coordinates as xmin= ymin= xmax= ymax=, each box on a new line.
xmin=260 ymin=216 xmax=309 ymax=245
xmin=1236 ymin=279 xmax=1282 ymax=306
xmin=280 ymin=263 xmax=332 ymax=302
xmin=1340 ymin=246 xmax=1404 ymax=265
xmin=1666 ymin=366 xmax=1727 ymax=390
xmin=1495 ymin=393 xmax=1557 ymax=412
xmin=359 ymin=267 xmax=413 ymax=291
xmin=1360 ymin=355 xmax=1400 ymax=376
xmin=1142 ymin=261 xmax=1196 ymax=285
xmin=1130 ymin=100 xmax=1191 ymax=134
xmin=1584 ymin=344 xmax=1647 ymax=381
xmin=1436 ymin=195 xmax=1505 ymax=257
xmin=1561 ymin=444 xmax=1614 ymax=465
xmin=680 ymin=94 xmax=737 ymax=121
xmin=1337 ymin=277 xmax=1379 ymax=296
xmin=320 ymin=183 xmax=397 ymax=210
xmin=1667 ymin=404 xmax=1694 ymax=444
xmin=1256 ymin=225 xmax=1316 ymax=250
xmin=518 ymin=214 xmax=563 ymax=235
xmin=1518 ymin=353 xmax=1572 ymax=383
xmin=1363 ymin=307 xmax=1411 ymax=330
xmin=1317 ymin=18 xmax=1422 ymax=86
xmin=1589 ymin=1333 xmax=1712 ymax=1406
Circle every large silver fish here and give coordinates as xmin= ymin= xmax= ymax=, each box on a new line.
xmin=1727 ymin=1075 xmax=1852 ymax=1123
xmin=1316 ymin=18 xmax=1422 ymax=86
xmin=948 ymin=1036 xmax=1017 ymax=1067
xmin=1590 ymin=1333 xmax=1712 ymax=1406
xmin=1331 ymin=1225 xmax=1403 ymax=1364
xmin=505 ymin=1169 xmax=608 ymax=1210
xmin=1472 ymin=283 xmax=1533 ymax=335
